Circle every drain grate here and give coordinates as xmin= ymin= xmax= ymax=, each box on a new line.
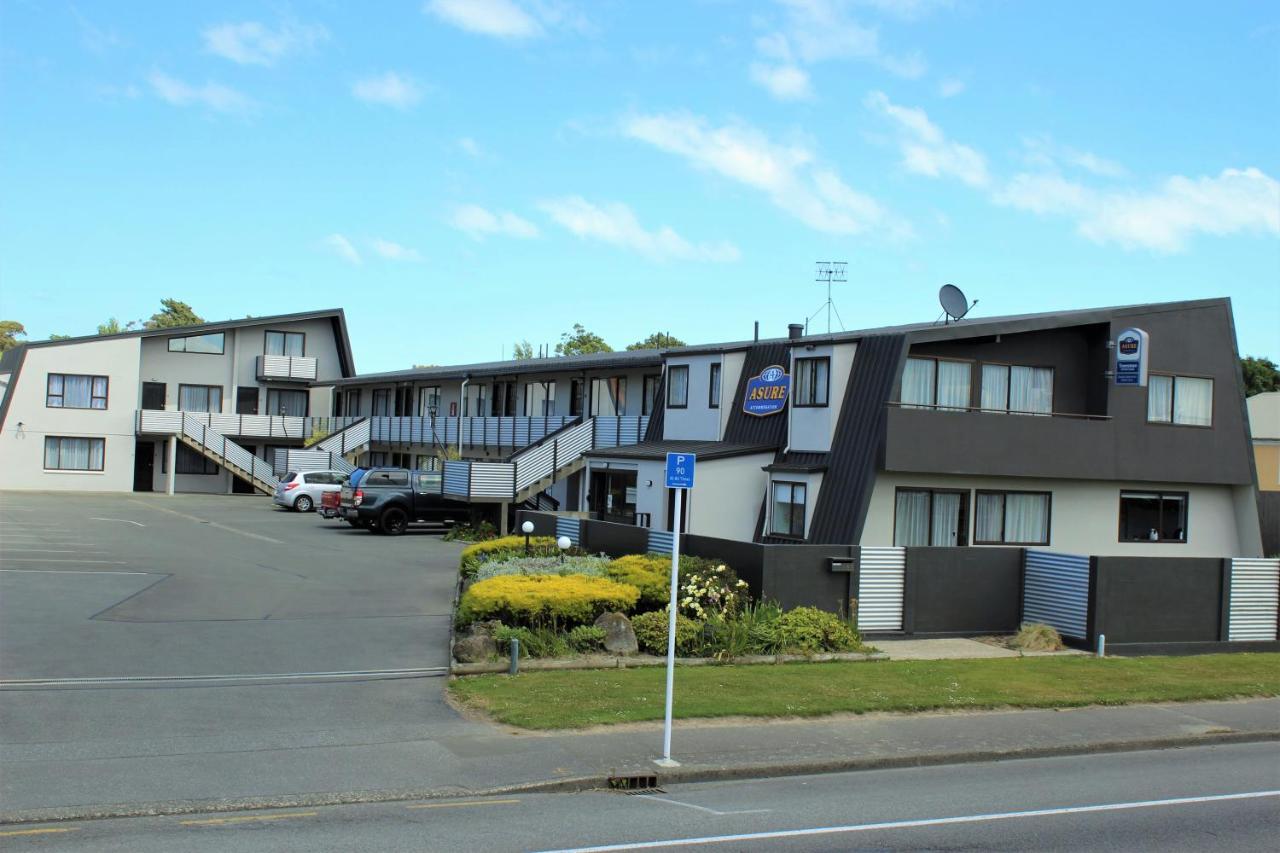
xmin=608 ymin=773 xmax=663 ymax=793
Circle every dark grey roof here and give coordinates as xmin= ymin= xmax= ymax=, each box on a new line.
xmin=0 ymin=346 xmax=23 ymax=372
xmin=584 ymin=440 xmax=778 ymax=462
xmin=332 ymin=347 xmax=664 ymax=386
xmin=763 ymin=451 xmax=829 ymax=473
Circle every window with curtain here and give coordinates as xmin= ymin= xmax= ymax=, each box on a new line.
xmin=418 ymin=386 xmax=442 ymax=417
xmin=708 ymin=363 xmax=721 ymax=408
xmin=178 ymin=384 xmax=222 ymax=412
xmin=770 ymin=481 xmax=807 ymax=538
xmin=1119 ymin=491 xmax=1188 ymax=542
xmin=795 ymin=357 xmax=830 ymax=407
xmin=569 ymin=379 xmax=584 ymax=417
xmin=642 ymin=375 xmax=661 ymax=415
xmin=1147 ymin=374 xmax=1212 ymax=427
xmin=167 ymin=333 xmax=224 ymax=354
xmin=264 ymin=330 xmax=305 ymax=356
xmin=667 ymin=366 xmax=689 ymax=408
xmin=974 ymin=491 xmax=1051 ymax=545
xmin=46 ymin=374 xmax=108 ymax=409
xmin=901 ymin=358 xmax=970 ymax=410
xmin=591 ymin=377 xmax=627 ymax=416
xmin=371 ymin=389 xmax=392 ymax=416
xmin=44 ymin=436 xmax=105 ymax=471
xmin=981 ymin=364 xmax=1054 ymax=414
xmin=266 ymin=389 xmax=308 ymax=417
xmin=894 ymin=488 xmax=970 ymax=546
xmin=175 ymin=444 xmax=218 ymax=474
xmin=524 ymin=382 xmax=555 ymax=416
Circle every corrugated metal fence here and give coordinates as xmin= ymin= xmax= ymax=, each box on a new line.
xmin=1022 ymin=550 xmax=1090 ymax=640
xmin=857 ymin=547 xmax=905 ymax=632
xmin=648 ymin=529 xmax=674 ymax=555
xmin=555 ymin=515 xmax=581 ymax=546
xmin=1228 ymin=558 xmax=1280 ymax=641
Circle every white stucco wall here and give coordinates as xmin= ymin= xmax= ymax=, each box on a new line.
xmin=860 ymin=470 xmax=1251 ymax=557
xmin=0 ymin=337 xmax=142 ymax=492
xmin=687 ymin=453 xmax=773 ymax=541
xmin=788 ymin=342 xmax=856 ymax=452
xmin=664 ymin=354 xmax=724 ymax=441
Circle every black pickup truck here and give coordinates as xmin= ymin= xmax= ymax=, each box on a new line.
xmin=339 ymin=468 xmax=470 ymax=535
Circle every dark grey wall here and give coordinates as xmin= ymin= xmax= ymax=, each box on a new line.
xmin=1091 ymin=556 xmax=1225 ymax=643
xmin=885 ymin=304 xmax=1254 ymax=486
xmin=905 ymin=547 xmax=1022 ymax=635
xmin=761 ymin=545 xmax=854 ymax=612
xmin=515 ymin=510 xmax=559 ymax=536
xmin=581 ymin=519 xmax=649 ymax=557
xmin=1257 ymin=492 xmax=1280 ymax=557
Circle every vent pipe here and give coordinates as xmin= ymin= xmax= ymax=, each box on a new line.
xmin=787 ymin=323 xmax=804 ymax=340
xmin=753 ymin=321 xmax=759 ymax=342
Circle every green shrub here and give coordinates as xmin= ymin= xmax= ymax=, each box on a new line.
xmin=457 ymin=574 xmax=640 ymax=628
xmin=701 ymin=600 xmax=783 ymax=659
xmin=604 ymin=555 xmax=670 ymax=607
xmin=758 ymin=606 xmax=860 ymax=654
xmin=567 ymin=625 xmax=607 ymax=653
xmin=1011 ymin=622 xmax=1063 ymax=652
xmin=475 ymin=554 xmax=613 ymax=581
xmin=492 ymin=624 xmax=570 ymax=659
xmin=632 ymin=609 xmax=702 ymax=656
xmin=460 ymin=535 xmax=580 ymax=577
xmin=444 ymin=521 xmax=498 ymax=543
xmin=679 ymin=563 xmax=749 ymax=620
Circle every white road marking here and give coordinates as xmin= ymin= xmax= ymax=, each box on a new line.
xmin=0 ymin=667 xmax=450 ymax=688
xmin=0 ymin=569 xmax=152 ymax=575
xmin=89 ymin=517 xmax=146 ymax=527
xmin=0 ymin=558 xmax=127 ymax=564
xmin=0 ymin=548 xmax=111 ymax=554
xmin=637 ymin=795 xmax=770 ymax=817
xmin=127 ymin=499 xmax=282 ymax=544
xmin=539 ymin=790 xmax=1280 ymax=852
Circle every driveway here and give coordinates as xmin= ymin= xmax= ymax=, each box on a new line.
xmin=0 ymin=492 xmax=480 ymax=813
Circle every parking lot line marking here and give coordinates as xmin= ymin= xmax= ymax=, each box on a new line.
xmin=0 ymin=667 xmax=449 ymax=689
xmin=0 ymin=827 xmax=80 ymax=837
xmin=0 ymin=558 xmax=127 ymax=564
xmin=127 ymin=500 xmax=283 ymax=545
xmin=89 ymin=517 xmax=146 ymax=526
xmin=407 ymin=799 xmax=522 ymax=810
xmin=1 ymin=548 xmax=111 ymax=554
xmin=0 ymin=569 xmax=152 ymax=575
xmin=636 ymin=795 xmax=770 ymax=816
xmin=180 ymin=811 xmax=318 ymax=827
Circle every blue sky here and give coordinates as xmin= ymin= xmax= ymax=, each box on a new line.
xmin=2 ymin=0 xmax=1277 ymax=372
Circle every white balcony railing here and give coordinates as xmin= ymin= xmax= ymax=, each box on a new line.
xmin=137 ymin=410 xmax=360 ymax=442
xmin=256 ymin=354 xmax=318 ymax=381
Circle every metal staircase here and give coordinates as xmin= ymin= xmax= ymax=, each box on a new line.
xmin=176 ymin=414 xmax=280 ymax=494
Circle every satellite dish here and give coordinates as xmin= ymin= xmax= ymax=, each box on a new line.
xmin=939 ymin=284 xmax=971 ymax=323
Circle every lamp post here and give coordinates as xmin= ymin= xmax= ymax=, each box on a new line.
xmin=556 ymin=535 xmax=571 ymax=564
xmin=521 ymin=520 xmax=535 ymax=555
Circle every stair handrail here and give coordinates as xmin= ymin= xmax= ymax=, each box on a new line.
xmin=180 ymin=412 xmax=279 ymax=490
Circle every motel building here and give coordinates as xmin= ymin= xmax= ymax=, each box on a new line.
xmin=0 ymin=298 xmax=1267 ymax=560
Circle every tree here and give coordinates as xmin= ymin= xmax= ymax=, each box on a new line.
xmin=512 ymin=340 xmax=534 ymax=360
xmin=143 ymin=299 xmax=204 ymax=330
xmin=48 ymin=334 xmax=72 ymax=340
xmin=97 ymin=317 xmax=139 ymax=335
xmin=626 ymin=331 xmax=686 ymax=351
xmin=1242 ymin=356 xmax=1280 ymax=397
xmin=555 ymin=324 xmax=612 ymax=357
xmin=0 ymin=320 xmax=25 ymax=352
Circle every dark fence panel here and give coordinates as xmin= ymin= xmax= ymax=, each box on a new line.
xmin=580 ymin=519 xmax=649 ymax=558
xmin=515 ymin=510 xmax=560 ymax=537
xmin=1092 ymin=557 xmax=1224 ymax=644
xmin=1260 ymin=492 xmax=1280 ymax=557
xmin=906 ymin=547 xmax=1023 ymax=635
xmin=762 ymin=545 xmax=854 ymax=613
xmin=681 ymin=533 xmax=766 ymax=596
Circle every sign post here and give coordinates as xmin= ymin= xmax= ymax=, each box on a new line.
xmin=656 ymin=452 xmax=695 ymax=768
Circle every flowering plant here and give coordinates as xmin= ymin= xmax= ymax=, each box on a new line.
xmin=678 ymin=563 xmax=749 ymax=619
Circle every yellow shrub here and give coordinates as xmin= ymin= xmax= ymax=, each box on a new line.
xmin=458 ymin=574 xmax=640 ymax=627
xmin=460 ymin=535 xmax=560 ymax=575
xmin=604 ymin=555 xmax=671 ymax=606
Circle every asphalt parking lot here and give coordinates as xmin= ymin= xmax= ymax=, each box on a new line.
xmin=0 ymin=491 xmax=475 ymax=813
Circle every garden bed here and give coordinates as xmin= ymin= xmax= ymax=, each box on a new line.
xmin=452 ymin=649 xmax=886 ymax=675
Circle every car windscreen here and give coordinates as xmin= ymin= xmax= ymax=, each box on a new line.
xmin=416 ymin=473 xmax=442 ymax=494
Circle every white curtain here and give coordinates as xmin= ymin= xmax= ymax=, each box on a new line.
xmin=1010 ymin=366 xmax=1053 ymax=414
xmin=62 ymin=375 xmax=92 ymax=408
xmin=667 ymin=368 xmax=688 ymax=408
xmin=901 ymin=358 xmax=935 ymax=408
xmin=981 ymin=364 xmax=1009 ymax=411
xmin=45 ymin=437 xmax=103 ymax=470
xmin=894 ymin=490 xmax=931 ymax=545
xmin=268 ymin=390 xmax=307 ymax=417
xmin=179 ymin=385 xmax=220 ymax=412
xmin=931 ymin=492 xmax=961 ymax=545
xmin=936 ymin=361 xmax=971 ymax=410
xmin=1173 ymin=376 xmax=1213 ymax=426
xmin=1004 ymin=493 xmax=1048 ymax=543
xmin=1147 ymin=375 xmax=1173 ymax=422
xmin=975 ymin=492 xmax=1004 ymax=541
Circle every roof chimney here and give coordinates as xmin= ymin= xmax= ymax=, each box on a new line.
xmin=788 ymin=323 xmax=804 ymax=340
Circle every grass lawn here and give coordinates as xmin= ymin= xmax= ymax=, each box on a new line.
xmin=448 ymin=654 xmax=1280 ymax=730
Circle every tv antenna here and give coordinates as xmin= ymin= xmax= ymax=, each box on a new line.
xmin=809 ymin=261 xmax=847 ymax=334
xmin=937 ymin=283 xmax=977 ymax=324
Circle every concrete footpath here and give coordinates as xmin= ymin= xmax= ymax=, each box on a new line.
xmin=4 ymin=695 xmax=1277 ymax=824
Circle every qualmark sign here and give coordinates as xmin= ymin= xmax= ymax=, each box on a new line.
xmin=743 ymin=364 xmax=790 ymax=417
xmin=1115 ymin=327 xmax=1150 ymax=387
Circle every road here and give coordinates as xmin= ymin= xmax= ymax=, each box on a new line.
xmin=3 ymin=742 xmax=1276 ymax=851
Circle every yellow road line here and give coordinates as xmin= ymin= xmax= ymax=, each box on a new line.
xmin=180 ymin=811 xmax=318 ymax=826
xmin=0 ymin=827 xmax=79 ymax=837
xmin=407 ymin=799 xmax=521 ymax=810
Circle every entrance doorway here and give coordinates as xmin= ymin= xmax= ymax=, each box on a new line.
xmin=133 ymin=441 xmax=154 ymax=491
xmin=589 ymin=468 xmax=637 ymax=524
xmin=232 ymin=445 xmax=258 ymax=494
xmin=141 ymin=383 xmax=165 ymax=410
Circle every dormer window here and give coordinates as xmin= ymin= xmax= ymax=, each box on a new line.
xmin=667 ymin=365 xmax=689 ymax=409
xmin=794 ymin=357 xmax=830 ymax=407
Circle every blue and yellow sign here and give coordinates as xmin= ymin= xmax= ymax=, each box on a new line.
xmin=743 ymin=365 xmax=791 ymax=417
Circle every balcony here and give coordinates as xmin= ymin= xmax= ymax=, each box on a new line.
xmin=365 ymin=415 xmax=648 ymax=452
xmin=256 ymin=354 xmax=318 ymax=382
xmin=138 ymin=410 xmax=360 ymax=442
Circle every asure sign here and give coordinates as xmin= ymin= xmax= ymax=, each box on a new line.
xmin=1115 ymin=327 xmax=1150 ymax=387
xmin=743 ymin=365 xmax=791 ymax=417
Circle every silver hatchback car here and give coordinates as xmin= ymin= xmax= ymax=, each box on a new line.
xmin=273 ymin=470 xmax=345 ymax=513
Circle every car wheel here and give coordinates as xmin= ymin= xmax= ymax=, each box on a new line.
xmin=294 ymin=494 xmax=314 ymax=513
xmin=380 ymin=507 xmax=409 ymax=536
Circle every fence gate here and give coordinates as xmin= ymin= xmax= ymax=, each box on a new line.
xmin=857 ymin=547 xmax=905 ymax=632
xmin=1022 ymin=550 xmax=1090 ymax=640
xmin=1228 ymin=558 xmax=1280 ymax=641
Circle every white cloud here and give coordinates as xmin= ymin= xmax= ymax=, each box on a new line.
xmin=539 ymin=197 xmax=740 ymax=262
xmin=749 ymin=62 xmax=813 ymax=101
xmin=622 ymin=112 xmax=909 ymax=238
xmin=425 ymin=0 xmax=542 ymax=39
xmin=938 ymin=77 xmax=965 ymax=98
xmin=772 ymin=0 xmax=926 ymax=77
xmin=147 ymin=71 xmax=252 ymax=114
xmin=371 ymin=239 xmax=422 ymax=262
xmin=352 ymin=72 xmax=422 ymax=109
xmin=1020 ymin=136 xmax=1127 ymax=179
xmin=324 ymin=234 xmax=361 ymax=264
xmin=853 ymin=0 xmax=952 ymax=20
xmin=457 ymin=137 xmax=483 ymax=157
xmin=451 ymin=204 xmax=540 ymax=240
xmin=865 ymin=90 xmax=989 ymax=187
xmin=202 ymin=19 xmax=328 ymax=66
xmin=995 ymin=167 xmax=1280 ymax=253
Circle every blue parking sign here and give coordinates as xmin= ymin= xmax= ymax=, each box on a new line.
xmin=665 ymin=453 xmax=695 ymax=489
